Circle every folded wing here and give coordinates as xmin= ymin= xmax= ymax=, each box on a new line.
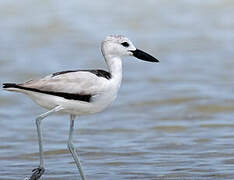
xmin=15 ymin=70 xmax=110 ymax=96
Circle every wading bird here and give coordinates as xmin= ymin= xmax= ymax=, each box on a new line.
xmin=3 ymin=35 xmax=159 ymax=180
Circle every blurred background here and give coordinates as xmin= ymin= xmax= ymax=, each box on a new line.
xmin=0 ymin=0 xmax=234 ymax=179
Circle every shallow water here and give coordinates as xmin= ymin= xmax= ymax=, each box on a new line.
xmin=0 ymin=0 xmax=234 ymax=179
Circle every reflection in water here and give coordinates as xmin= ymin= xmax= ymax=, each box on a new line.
xmin=1 ymin=0 xmax=234 ymax=179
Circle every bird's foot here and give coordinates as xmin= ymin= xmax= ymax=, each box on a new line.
xmin=29 ymin=167 xmax=45 ymax=180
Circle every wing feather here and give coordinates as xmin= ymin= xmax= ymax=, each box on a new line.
xmin=19 ymin=71 xmax=109 ymax=95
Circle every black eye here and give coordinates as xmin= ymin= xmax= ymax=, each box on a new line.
xmin=121 ymin=42 xmax=129 ymax=47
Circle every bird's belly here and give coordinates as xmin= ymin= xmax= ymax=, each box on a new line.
xmin=90 ymin=91 xmax=117 ymax=113
xmin=27 ymin=91 xmax=117 ymax=116
xmin=61 ymin=95 xmax=116 ymax=115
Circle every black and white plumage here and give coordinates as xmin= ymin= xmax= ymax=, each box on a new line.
xmin=3 ymin=35 xmax=159 ymax=180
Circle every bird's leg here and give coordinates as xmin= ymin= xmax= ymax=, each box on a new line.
xmin=29 ymin=106 xmax=63 ymax=180
xmin=67 ymin=115 xmax=86 ymax=180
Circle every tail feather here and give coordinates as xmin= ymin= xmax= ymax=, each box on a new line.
xmin=2 ymin=83 xmax=18 ymax=89
xmin=2 ymin=83 xmax=23 ymax=92
xmin=3 ymin=83 xmax=34 ymax=93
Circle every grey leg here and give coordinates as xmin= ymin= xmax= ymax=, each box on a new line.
xmin=67 ymin=115 xmax=86 ymax=180
xmin=29 ymin=106 xmax=63 ymax=180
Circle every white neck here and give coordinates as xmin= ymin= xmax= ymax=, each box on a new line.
xmin=105 ymin=55 xmax=122 ymax=76
xmin=104 ymin=55 xmax=122 ymax=87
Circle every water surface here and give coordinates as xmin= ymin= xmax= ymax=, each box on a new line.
xmin=1 ymin=0 xmax=234 ymax=179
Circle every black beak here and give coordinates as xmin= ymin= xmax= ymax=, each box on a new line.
xmin=131 ymin=49 xmax=159 ymax=63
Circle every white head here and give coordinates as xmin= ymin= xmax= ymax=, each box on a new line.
xmin=101 ymin=35 xmax=159 ymax=62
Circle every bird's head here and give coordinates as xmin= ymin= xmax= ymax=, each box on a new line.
xmin=101 ymin=35 xmax=159 ymax=63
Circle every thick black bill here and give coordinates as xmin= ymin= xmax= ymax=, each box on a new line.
xmin=131 ymin=49 xmax=159 ymax=62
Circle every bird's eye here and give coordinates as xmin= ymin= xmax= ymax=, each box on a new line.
xmin=121 ymin=42 xmax=129 ymax=47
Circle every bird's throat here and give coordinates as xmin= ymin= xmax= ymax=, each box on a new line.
xmin=105 ymin=56 xmax=122 ymax=80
